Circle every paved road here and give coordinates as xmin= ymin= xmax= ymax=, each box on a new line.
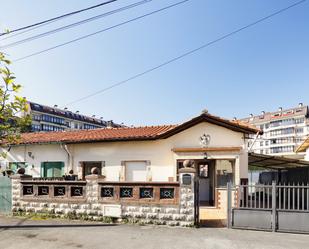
xmin=1 ymin=217 xmax=309 ymax=249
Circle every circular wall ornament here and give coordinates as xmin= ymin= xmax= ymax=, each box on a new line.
xmin=199 ymin=134 xmax=211 ymax=148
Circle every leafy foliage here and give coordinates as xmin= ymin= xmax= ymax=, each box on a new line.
xmin=0 ymin=52 xmax=31 ymax=145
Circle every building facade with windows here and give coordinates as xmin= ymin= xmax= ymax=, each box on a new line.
xmin=1 ymin=112 xmax=259 ymax=218
xmin=26 ymin=101 xmax=122 ymax=132
xmin=240 ymin=104 xmax=309 ymax=158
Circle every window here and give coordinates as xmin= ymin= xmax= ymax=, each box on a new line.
xmin=260 ymin=141 xmax=263 ymax=147
xmin=82 ymin=161 xmax=103 ymax=179
xmin=125 ymin=161 xmax=148 ymax=181
xmin=272 ymin=113 xmax=281 ymax=118
xmin=41 ymin=114 xmax=65 ymax=125
xmin=270 ymin=127 xmax=294 ymax=136
xmin=295 ymin=138 xmax=304 ymax=143
xmin=84 ymin=124 xmax=100 ymax=130
xmin=31 ymin=124 xmax=41 ymax=131
xmin=42 ymin=124 xmax=65 ymax=132
xmin=271 ymin=137 xmax=294 ymax=144
xmin=295 ymin=118 xmax=304 ymax=124
xmin=296 ymin=128 xmax=304 ymax=134
xmin=270 ymin=146 xmax=294 ymax=154
xmin=9 ymin=162 xmax=29 ymax=173
xmin=32 ymin=115 xmax=41 ymax=121
xmin=41 ymin=162 xmax=64 ymax=177
xmin=176 ymin=161 xmax=184 ymax=181
xmin=199 ymin=164 xmax=209 ymax=178
xmin=216 ymin=160 xmax=234 ymax=187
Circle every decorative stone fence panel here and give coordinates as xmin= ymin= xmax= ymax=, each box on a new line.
xmin=11 ymin=171 xmax=196 ymax=227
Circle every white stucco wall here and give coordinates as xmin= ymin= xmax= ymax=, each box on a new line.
xmin=1 ymin=122 xmax=249 ymax=184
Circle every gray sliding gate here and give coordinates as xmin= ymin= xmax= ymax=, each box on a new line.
xmin=0 ymin=176 xmax=12 ymax=214
xmin=227 ymin=182 xmax=309 ymax=233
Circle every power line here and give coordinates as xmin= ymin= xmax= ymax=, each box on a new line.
xmin=0 ymin=0 xmax=152 ymax=50
xmin=14 ymin=0 xmax=189 ymax=62
xmin=0 ymin=0 xmax=118 ymax=37
xmin=64 ymin=0 xmax=307 ymax=107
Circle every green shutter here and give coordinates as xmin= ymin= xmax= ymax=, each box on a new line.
xmin=60 ymin=162 xmax=64 ymax=176
xmin=40 ymin=162 xmax=45 ymax=177
xmin=46 ymin=164 xmax=54 ymax=177
xmin=41 ymin=162 xmax=64 ymax=177
xmin=9 ymin=163 xmax=18 ymax=172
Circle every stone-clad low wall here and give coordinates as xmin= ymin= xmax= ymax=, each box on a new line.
xmin=11 ymin=170 xmax=196 ymax=227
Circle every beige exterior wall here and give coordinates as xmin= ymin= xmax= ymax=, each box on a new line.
xmin=1 ymin=122 xmax=249 ymax=184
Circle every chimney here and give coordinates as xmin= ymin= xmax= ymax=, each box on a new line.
xmin=250 ymin=114 xmax=253 ymax=118
xmin=107 ymin=120 xmax=114 ymax=128
xmin=92 ymin=115 xmax=96 ymax=118
xmin=100 ymin=117 xmax=103 ymax=120
xmin=54 ymin=104 xmax=58 ymax=108
xmin=202 ymin=109 xmax=208 ymax=114
xmin=76 ymin=111 xmax=79 ymax=114
xmin=299 ymin=103 xmax=303 ymax=107
xmin=261 ymin=111 xmax=265 ymax=115
xmin=64 ymin=107 xmax=68 ymax=111
xmin=232 ymin=117 xmax=237 ymax=121
xmin=278 ymin=107 xmax=282 ymax=111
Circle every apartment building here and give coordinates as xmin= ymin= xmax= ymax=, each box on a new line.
xmin=26 ymin=101 xmax=122 ymax=132
xmin=240 ymin=103 xmax=309 ymax=158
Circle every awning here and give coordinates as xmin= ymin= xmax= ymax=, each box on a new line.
xmin=249 ymin=152 xmax=309 ymax=170
xmin=296 ymin=136 xmax=309 ymax=153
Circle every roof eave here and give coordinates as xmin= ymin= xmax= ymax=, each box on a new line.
xmin=158 ymin=113 xmax=260 ymax=139
xmin=8 ymin=136 xmax=160 ymax=146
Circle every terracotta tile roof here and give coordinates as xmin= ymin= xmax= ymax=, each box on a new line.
xmin=9 ymin=112 xmax=261 ymax=145
xmin=17 ymin=125 xmax=177 ymax=145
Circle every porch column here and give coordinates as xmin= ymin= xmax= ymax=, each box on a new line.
xmin=85 ymin=167 xmax=104 ymax=204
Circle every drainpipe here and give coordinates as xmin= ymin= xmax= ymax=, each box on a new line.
xmin=248 ymin=131 xmax=260 ymax=152
xmin=60 ymin=143 xmax=73 ymax=172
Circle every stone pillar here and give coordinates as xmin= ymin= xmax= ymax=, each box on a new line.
xmin=10 ymin=171 xmax=32 ymax=212
xmin=85 ymin=167 xmax=105 ymax=212
xmin=179 ymin=167 xmax=196 ymax=226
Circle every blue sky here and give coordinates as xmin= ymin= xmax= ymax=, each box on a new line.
xmin=0 ymin=0 xmax=308 ymax=126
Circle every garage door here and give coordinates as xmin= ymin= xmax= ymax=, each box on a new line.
xmin=125 ymin=161 xmax=147 ymax=181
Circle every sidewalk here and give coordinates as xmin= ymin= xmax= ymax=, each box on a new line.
xmin=0 ymin=215 xmax=113 ymax=228
xmin=1 ymin=218 xmax=309 ymax=249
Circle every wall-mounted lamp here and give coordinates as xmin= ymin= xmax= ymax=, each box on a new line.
xmin=203 ymin=152 xmax=208 ymax=160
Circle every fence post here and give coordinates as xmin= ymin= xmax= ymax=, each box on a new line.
xmin=271 ymin=181 xmax=276 ymax=232
xmin=227 ymin=182 xmax=232 ymax=229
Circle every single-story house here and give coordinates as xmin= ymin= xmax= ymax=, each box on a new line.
xmin=1 ymin=111 xmax=259 ymax=214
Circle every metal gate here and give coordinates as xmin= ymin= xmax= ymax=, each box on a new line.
xmin=194 ymin=176 xmax=200 ymax=227
xmin=227 ymin=182 xmax=309 ymax=233
xmin=0 ymin=176 xmax=12 ymax=214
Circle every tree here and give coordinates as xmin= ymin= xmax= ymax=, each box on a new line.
xmin=0 ymin=51 xmax=31 ymax=145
